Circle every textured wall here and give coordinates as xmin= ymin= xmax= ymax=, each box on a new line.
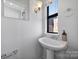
xmin=58 ymin=0 xmax=78 ymax=50
xmin=42 ymin=0 xmax=78 ymax=50
xmin=1 ymin=0 xmax=43 ymax=59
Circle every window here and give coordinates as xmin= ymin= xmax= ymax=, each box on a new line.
xmin=47 ymin=0 xmax=58 ymax=34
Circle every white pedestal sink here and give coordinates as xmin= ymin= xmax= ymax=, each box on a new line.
xmin=46 ymin=49 xmax=54 ymax=59
xmin=38 ymin=37 xmax=67 ymax=59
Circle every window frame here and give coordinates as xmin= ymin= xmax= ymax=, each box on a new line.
xmin=47 ymin=6 xmax=58 ymax=34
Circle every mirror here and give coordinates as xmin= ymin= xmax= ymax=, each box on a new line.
xmin=3 ymin=0 xmax=29 ymax=20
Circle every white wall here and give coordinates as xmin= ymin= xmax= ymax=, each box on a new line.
xmin=1 ymin=0 xmax=43 ymax=59
xmin=58 ymin=0 xmax=78 ymax=50
xmin=42 ymin=0 xmax=78 ymax=50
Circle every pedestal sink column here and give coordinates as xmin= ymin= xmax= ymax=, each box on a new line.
xmin=46 ymin=49 xmax=54 ymax=59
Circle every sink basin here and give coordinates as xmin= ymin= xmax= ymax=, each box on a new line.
xmin=38 ymin=37 xmax=67 ymax=59
xmin=39 ymin=37 xmax=67 ymax=51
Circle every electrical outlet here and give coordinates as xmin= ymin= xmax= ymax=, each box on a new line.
xmin=12 ymin=49 xmax=18 ymax=55
xmin=1 ymin=54 xmax=6 ymax=59
xmin=1 ymin=49 xmax=18 ymax=59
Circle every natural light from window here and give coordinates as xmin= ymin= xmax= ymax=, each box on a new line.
xmin=49 ymin=0 xmax=58 ymax=16
xmin=47 ymin=0 xmax=58 ymax=33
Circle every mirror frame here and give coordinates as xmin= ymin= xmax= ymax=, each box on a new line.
xmin=1 ymin=0 xmax=29 ymax=20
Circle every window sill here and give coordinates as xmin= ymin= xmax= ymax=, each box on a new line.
xmin=43 ymin=33 xmax=59 ymax=40
xmin=45 ymin=33 xmax=59 ymax=36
